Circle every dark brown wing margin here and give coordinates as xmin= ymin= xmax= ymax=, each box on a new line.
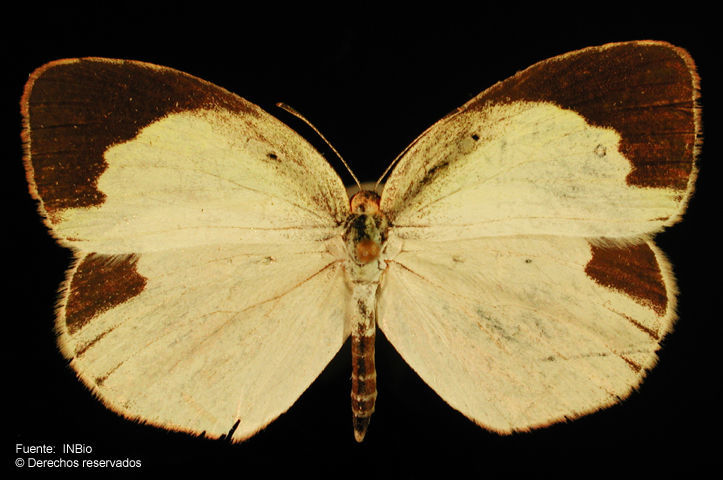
xmin=21 ymin=58 xmax=259 ymax=220
xmin=459 ymin=41 xmax=700 ymax=191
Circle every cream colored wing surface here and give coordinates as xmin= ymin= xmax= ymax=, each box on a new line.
xmin=59 ymin=246 xmax=348 ymax=441
xmin=22 ymin=58 xmax=351 ymax=441
xmin=379 ymin=237 xmax=675 ymax=432
xmin=378 ymin=42 xmax=698 ymax=432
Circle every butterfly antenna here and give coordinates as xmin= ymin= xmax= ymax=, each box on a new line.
xmin=375 ymin=118 xmax=437 ymax=191
xmin=277 ymin=102 xmax=362 ymax=191
xmin=375 ymin=147 xmax=407 ymax=191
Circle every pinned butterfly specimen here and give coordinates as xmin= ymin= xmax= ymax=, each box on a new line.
xmin=21 ymin=41 xmax=699 ymax=442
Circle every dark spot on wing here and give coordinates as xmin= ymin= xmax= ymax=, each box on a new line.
xmin=421 ymin=158 xmax=451 ymax=186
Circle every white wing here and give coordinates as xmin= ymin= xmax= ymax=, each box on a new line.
xmin=23 ymin=58 xmax=350 ymax=441
xmin=378 ymin=41 xmax=699 ymax=432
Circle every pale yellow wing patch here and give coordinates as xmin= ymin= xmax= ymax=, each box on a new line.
xmin=382 ymin=102 xmax=687 ymax=241
xmin=55 ymin=108 xmax=348 ymax=253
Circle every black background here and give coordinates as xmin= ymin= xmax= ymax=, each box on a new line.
xmin=4 ymin=5 xmax=720 ymax=476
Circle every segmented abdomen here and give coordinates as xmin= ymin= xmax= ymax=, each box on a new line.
xmin=350 ymin=282 xmax=378 ymax=442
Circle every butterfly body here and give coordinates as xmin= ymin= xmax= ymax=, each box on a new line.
xmin=343 ymin=190 xmax=388 ymax=441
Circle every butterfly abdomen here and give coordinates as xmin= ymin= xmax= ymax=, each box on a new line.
xmin=350 ymin=285 xmax=378 ymax=442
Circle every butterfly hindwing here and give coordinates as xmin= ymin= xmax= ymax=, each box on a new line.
xmin=379 ymin=237 xmax=674 ymax=432
xmin=60 ymin=247 xmax=348 ymax=441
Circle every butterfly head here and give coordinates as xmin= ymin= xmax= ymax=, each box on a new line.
xmin=350 ymin=190 xmax=381 ymax=215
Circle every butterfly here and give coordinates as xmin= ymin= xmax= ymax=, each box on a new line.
xmin=21 ymin=40 xmax=699 ymax=442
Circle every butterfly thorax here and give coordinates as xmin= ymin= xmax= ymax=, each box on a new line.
xmin=343 ymin=190 xmax=388 ymax=441
xmin=344 ymin=190 xmax=389 ymax=267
